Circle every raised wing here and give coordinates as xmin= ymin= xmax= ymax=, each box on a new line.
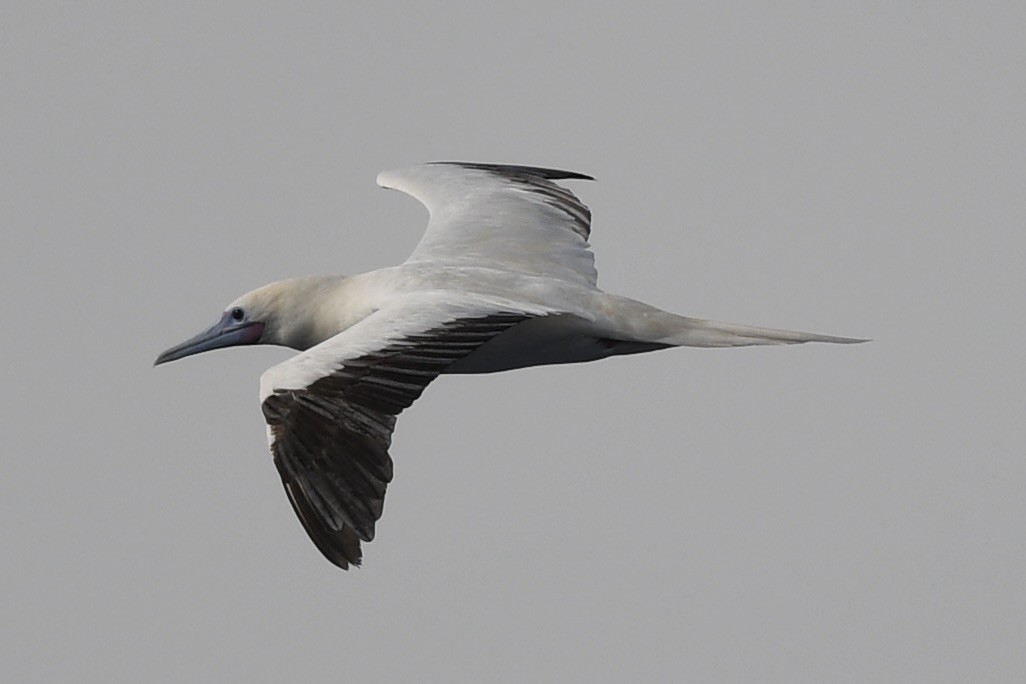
xmin=377 ymin=162 xmax=598 ymax=286
xmin=259 ymin=298 xmax=536 ymax=569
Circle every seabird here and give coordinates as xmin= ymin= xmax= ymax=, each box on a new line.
xmin=155 ymin=162 xmax=864 ymax=569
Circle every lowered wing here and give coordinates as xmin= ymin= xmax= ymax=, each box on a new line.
xmin=258 ymin=296 xmax=543 ymax=569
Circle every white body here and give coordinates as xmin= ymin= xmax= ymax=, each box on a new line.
xmin=257 ymin=163 xmax=861 ymax=399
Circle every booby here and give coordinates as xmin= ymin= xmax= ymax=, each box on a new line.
xmin=155 ymin=162 xmax=864 ymax=569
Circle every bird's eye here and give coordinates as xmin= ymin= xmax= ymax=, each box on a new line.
xmin=230 ymin=307 xmax=245 ymax=322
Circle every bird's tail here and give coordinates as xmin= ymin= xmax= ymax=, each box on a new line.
xmin=598 ymin=294 xmax=867 ymax=348
xmin=662 ymin=317 xmax=867 ymax=347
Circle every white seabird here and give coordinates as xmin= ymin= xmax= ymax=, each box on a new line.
xmin=155 ymin=162 xmax=864 ymax=569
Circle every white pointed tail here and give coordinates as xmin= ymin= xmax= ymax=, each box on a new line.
xmin=667 ymin=317 xmax=868 ymax=347
xmin=597 ymin=294 xmax=867 ymax=348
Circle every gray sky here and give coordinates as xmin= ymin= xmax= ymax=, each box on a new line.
xmin=4 ymin=3 xmax=1024 ymax=682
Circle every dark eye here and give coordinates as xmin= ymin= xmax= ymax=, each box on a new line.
xmin=230 ymin=307 xmax=245 ymax=322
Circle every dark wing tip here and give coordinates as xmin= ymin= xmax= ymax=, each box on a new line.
xmin=314 ymin=525 xmax=364 ymax=571
xmin=283 ymin=479 xmax=365 ymax=570
xmin=430 ymin=161 xmax=594 ymax=182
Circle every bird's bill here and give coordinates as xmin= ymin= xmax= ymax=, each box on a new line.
xmin=154 ymin=312 xmax=264 ymax=365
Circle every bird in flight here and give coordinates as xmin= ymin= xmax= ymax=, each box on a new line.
xmin=155 ymin=162 xmax=863 ymax=569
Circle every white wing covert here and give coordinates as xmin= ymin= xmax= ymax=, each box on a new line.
xmin=377 ymin=162 xmax=598 ymax=286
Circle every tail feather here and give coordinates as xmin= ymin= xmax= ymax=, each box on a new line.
xmin=666 ymin=317 xmax=868 ymax=348
xmin=594 ymin=294 xmax=867 ymax=349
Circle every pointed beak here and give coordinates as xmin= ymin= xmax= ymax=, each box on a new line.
xmin=154 ymin=312 xmax=265 ymax=366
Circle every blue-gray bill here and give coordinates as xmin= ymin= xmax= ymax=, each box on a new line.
xmin=154 ymin=312 xmax=264 ymax=365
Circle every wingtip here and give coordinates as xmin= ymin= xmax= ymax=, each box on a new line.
xmin=377 ymin=162 xmax=595 ymax=194
xmin=319 ymin=531 xmax=365 ymax=571
xmin=428 ymin=161 xmax=594 ymax=182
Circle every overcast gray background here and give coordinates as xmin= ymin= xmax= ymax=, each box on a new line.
xmin=3 ymin=3 xmax=1024 ymax=682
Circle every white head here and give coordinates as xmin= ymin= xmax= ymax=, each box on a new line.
xmin=154 ymin=277 xmax=339 ymax=365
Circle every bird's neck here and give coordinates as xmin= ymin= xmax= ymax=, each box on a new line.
xmin=268 ymin=275 xmax=381 ymax=351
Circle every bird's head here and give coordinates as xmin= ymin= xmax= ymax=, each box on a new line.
xmin=155 ymin=277 xmax=348 ymax=365
xmin=153 ymin=286 xmax=275 ymax=366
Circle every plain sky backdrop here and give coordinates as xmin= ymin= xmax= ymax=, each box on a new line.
xmin=3 ymin=3 xmax=1024 ymax=682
